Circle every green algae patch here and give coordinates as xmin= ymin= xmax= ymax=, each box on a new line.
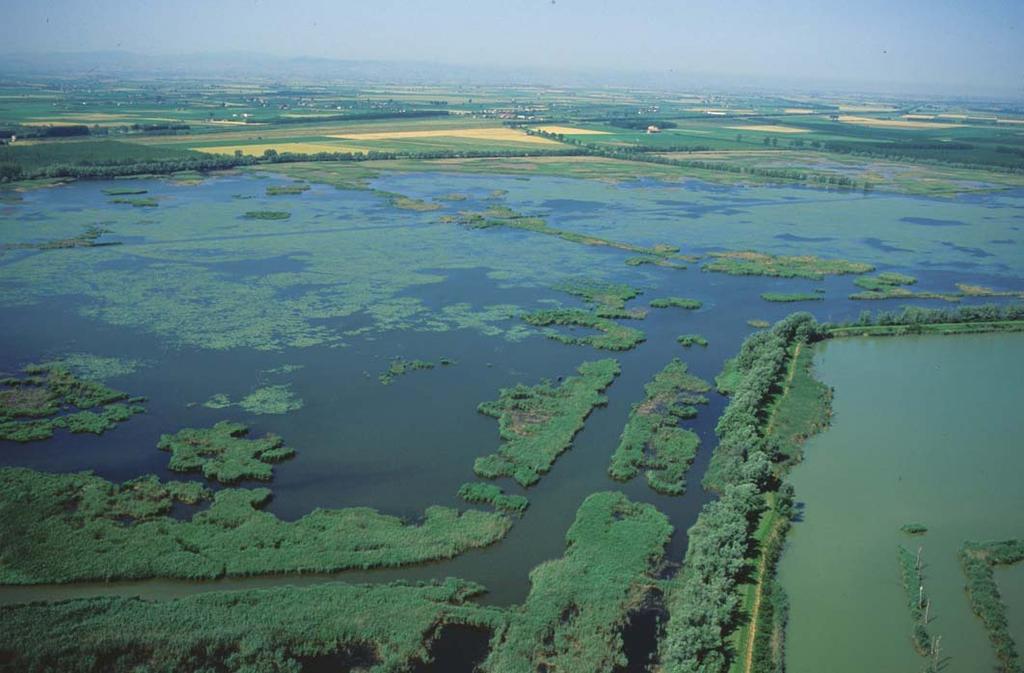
xmin=677 ymin=334 xmax=709 ymax=347
xmin=457 ymin=482 xmax=529 ymax=514
xmin=0 ymin=577 xmax=505 ymax=673
xmin=43 ymin=353 xmax=144 ymax=381
xmin=158 ymin=421 xmax=295 ymax=483
xmin=704 ymin=251 xmax=873 ymax=280
xmin=523 ymin=309 xmax=646 ymax=351
xmin=202 ymin=384 xmax=303 ymax=415
xmin=761 ymin=291 xmax=824 ymax=303
xmin=266 ymin=183 xmax=310 ymax=196
xmin=484 ymin=491 xmax=672 ymax=673
xmin=243 ymin=210 xmax=290 ymax=220
xmin=0 ymin=363 xmax=144 ymax=442
xmin=650 ymin=296 xmax=702 ymax=310
xmin=378 ymin=358 xmax=438 ymax=385
xmin=474 ymin=359 xmax=619 ymax=487
xmin=608 ymin=358 xmax=709 ymax=495
xmin=0 ymin=466 xmax=512 ymax=583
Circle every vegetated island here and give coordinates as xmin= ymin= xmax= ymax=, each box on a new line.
xmin=0 ymin=466 xmax=510 ymax=583
xmin=457 ymin=482 xmax=529 ymax=514
xmin=379 ymin=357 xmax=454 ymax=384
xmin=243 ymin=210 xmax=290 ymax=220
xmin=760 ymin=291 xmax=824 ymax=303
xmin=650 ymin=296 xmax=702 ymax=310
xmin=447 ymin=204 xmax=692 ymax=269
xmin=1 ymin=225 xmax=121 ymax=252
xmin=474 ymin=359 xmax=619 ymax=486
xmin=703 ymin=250 xmax=873 ymax=279
xmin=897 ymin=545 xmax=939 ymax=660
xmin=608 ymin=358 xmax=710 ymax=495
xmin=851 ymin=272 xmax=1024 ymax=302
xmin=109 ymin=196 xmax=158 ymax=207
xmin=0 ymin=490 xmax=671 ymax=673
xmin=158 ymin=421 xmax=295 ymax=483
xmin=0 ymin=362 xmax=145 ymax=442
xmin=265 ymin=183 xmax=310 ymax=196
xmin=203 ymin=383 xmax=303 ymax=415
xmin=959 ymin=539 xmax=1024 ymax=673
xmin=677 ymin=334 xmax=709 ymax=347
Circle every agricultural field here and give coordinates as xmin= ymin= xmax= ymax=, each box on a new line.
xmin=1 ymin=72 xmax=1024 ymax=673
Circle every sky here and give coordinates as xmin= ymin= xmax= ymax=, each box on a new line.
xmin=5 ymin=0 xmax=1024 ymax=95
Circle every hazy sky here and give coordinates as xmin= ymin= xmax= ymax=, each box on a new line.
xmin=7 ymin=0 xmax=1024 ymax=94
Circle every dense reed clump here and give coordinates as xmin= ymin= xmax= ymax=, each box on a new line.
xmin=0 ymin=466 xmax=511 ymax=583
xmin=0 ymin=362 xmax=144 ymax=442
xmin=703 ymin=250 xmax=873 ymax=279
xmin=158 ymin=421 xmax=295 ymax=483
xmin=959 ymin=539 xmax=1024 ymax=673
xmin=474 ymin=359 xmax=619 ymax=486
xmin=608 ymin=358 xmax=709 ymax=495
xmin=483 ymin=492 xmax=672 ymax=673
xmin=457 ymin=482 xmax=529 ymax=514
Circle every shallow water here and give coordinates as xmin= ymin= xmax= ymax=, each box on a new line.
xmin=1 ymin=171 xmax=1023 ymax=623
xmin=780 ymin=333 xmax=1024 ymax=673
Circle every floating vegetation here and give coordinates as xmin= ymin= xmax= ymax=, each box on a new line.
xmin=488 ymin=188 xmax=509 ymax=199
xmin=203 ymin=384 xmax=303 ymax=415
xmin=608 ymin=358 xmax=709 ymax=495
xmin=650 ymin=296 xmax=702 ymax=310
xmin=474 ymin=359 xmax=619 ymax=486
xmin=748 ymin=319 xmax=771 ymax=328
xmin=42 ymin=353 xmax=144 ymax=381
xmin=959 ymin=539 xmax=1024 ymax=673
xmin=523 ymin=309 xmax=646 ymax=351
xmin=485 ymin=491 xmax=672 ymax=672
xmin=109 ymin=197 xmax=158 ymax=207
xmin=0 ymin=578 xmax=506 ymax=673
xmin=457 ymin=482 xmax=529 ymax=514
xmin=265 ymin=183 xmax=310 ymax=196
xmin=901 ymin=522 xmax=928 ymax=535
xmin=436 ymin=192 xmax=469 ymax=201
xmin=243 ymin=210 xmax=290 ymax=220
xmin=0 ymin=363 xmax=144 ymax=442
xmin=386 ymin=192 xmax=442 ymax=211
xmin=378 ymin=357 xmax=446 ymax=384
xmin=898 ymin=545 xmax=937 ymax=659
xmin=101 ymin=187 xmax=148 ymax=196
xmin=1 ymin=225 xmax=121 ymax=252
xmin=760 ymin=291 xmax=824 ymax=302
xmin=0 ymin=466 xmax=511 ymax=583
xmin=677 ymin=334 xmax=709 ymax=347
xmin=703 ymin=251 xmax=873 ymax=279
xmin=158 ymin=421 xmax=295 ymax=483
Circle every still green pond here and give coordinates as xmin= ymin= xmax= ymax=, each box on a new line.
xmin=781 ymin=333 xmax=1024 ymax=673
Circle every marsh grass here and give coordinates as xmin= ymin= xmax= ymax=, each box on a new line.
xmin=474 ymin=359 xmax=619 ymax=486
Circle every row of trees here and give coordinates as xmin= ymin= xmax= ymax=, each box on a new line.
xmin=660 ymin=313 xmax=824 ymax=672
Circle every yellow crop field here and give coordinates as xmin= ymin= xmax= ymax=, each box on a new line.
xmin=727 ymin=125 xmax=810 ymax=134
xmin=327 ymin=127 xmax=559 ymax=144
xmin=197 ymin=143 xmax=368 ymax=156
xmin=837 ymin=115 xmax=960 ymax=129
xmin=530 ymin=125 xmax=610 ymax=135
